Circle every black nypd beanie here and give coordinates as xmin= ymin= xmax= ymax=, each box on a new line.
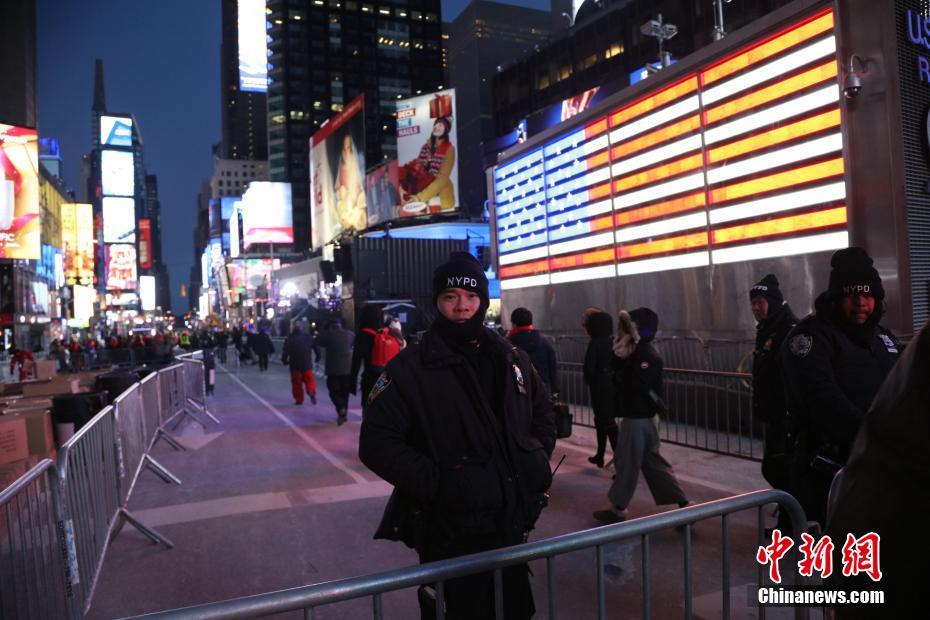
xmin=749 ymin=274 xmax=785 ymax=307
xmin=432 ymin=252 xmax=489 ymax=304
xmin=827 ymin=247 xmax=884 ymax=302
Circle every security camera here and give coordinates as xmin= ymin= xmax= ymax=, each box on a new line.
xmin=843 ymin=72 xmax=862 ymax=99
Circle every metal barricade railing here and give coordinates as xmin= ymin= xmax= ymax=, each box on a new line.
xmin=180 ymin=357 xmax=219 ymax=425
xmin=0 ymin=458 xmax=74 ymax=620
xmin=129 ymin=490 xmax=809 ymax=620
xmin=556 ymin=361 xmax=762 ymax=461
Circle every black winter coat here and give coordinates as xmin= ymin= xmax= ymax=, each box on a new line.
xmin=316 ymin=327 xmax=354 ymax=376
xmin=508 ymin=328 xmax=558 ymax=391
xmin=583 ymin=335 xmax=615 ymax=417
xmin=358 ymin=327 xmax=555 ymax=556
xmin=281 ymin=331 xmax=316 ymax=372
xmin=250 ymin=332 xmax=275 ymax=356
xmin=781 ymin=293 xmax=901 ymax=463
xmin=825 ymin=322 xmax=929 ymax=618
xmin=612 ymin=341 xmax=663 ymax=419
xmin=751 ymin=302 xmax=798 ymax=424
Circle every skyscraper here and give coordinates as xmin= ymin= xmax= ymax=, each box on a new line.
xmin=0 ymin=0 xmax=37 ymax=129
xmin=266 ymin=0 xmax=445 ymax=250
xmin=220 ymin=0 xmax=269 ymax=161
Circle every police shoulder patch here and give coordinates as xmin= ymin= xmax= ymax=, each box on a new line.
xmin=788 ymin=334 xmax=813 ymax=357
xmin=367 ymin=372 xmax=393 ymax=405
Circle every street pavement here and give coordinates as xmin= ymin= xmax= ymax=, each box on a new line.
xmin=88 ymin=357 xmax=810 ymax=619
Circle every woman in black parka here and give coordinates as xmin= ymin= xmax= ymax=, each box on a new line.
xmin=583 ymin=310 xmax=618 ymax=468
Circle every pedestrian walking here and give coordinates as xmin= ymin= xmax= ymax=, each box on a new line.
xmin=315 ymin=318 xmax=355 ymax=425
xmin=251 ymin=327 xmax=275 ymax=371
xmin=781 ymin=247 xmax=901 ymax=527
xmin=359 ymin=251 xmax=555 ymax=620
xmin=215 ymin=329 xmax=229 ymax=364
xmin=593 ymin=308 xmax=692 ymax=524
xmin=281 ymin=324 xmax=319 ymax=406
xmin=507 ymin=307 xmax=558 ymax=393
xmin=583 ymin=310 xmax=617 ymax=468
xmin=748 ymin=274 xmax=798 ymax=532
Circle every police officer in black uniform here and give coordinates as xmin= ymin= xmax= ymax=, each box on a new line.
xmin=781 ymin=247 xmax=901 ymax=527
xmin=359 ymin=252 xmax=556 ymax=620
xmin=749 ymin=274 xmax=798 ymax=531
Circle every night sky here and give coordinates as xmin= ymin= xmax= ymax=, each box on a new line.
xmin=36 ymin=0 xmax=550 ymax=315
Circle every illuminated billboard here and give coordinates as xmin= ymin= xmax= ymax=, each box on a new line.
xmin=138 ymin=218 xmax=152 ymax=269
xmin=73 ymin=285 xmax=95 ymax=323
xmin=310 ymin=94 xmax=366 ymax=249
xmin=105 ymin=244 xmax=137 ymax=291
xmin=365 ymin=160 xmax=401 ymax=226
xmin=245 ymin=258 xmax=280 ymax=294
xmin=396 ymin=90 xmax=459 ymax=216
xmin=238 ymin=0 xmax=267 ymax=92
xmin=0 ymin=123 xmax=40 ymax=259
xmin=101 ymin=149 xmax=135 ymax=197
xmin=100 ymin=116 xmax=133 ymax=147
xmin=62 ymin=203 xmax=95 ymax=285
xmin=102 ymin=197 xmax=136 ymax=243
xmin=140 ymin=275 xmax=156 ymax=311
xmin=495 ymin=7 xmax=847 ymax=290
xmin=229 ymin=202 xmax=241 ymax=258
xmin=241 ymin=181 xmax=293 ymax=248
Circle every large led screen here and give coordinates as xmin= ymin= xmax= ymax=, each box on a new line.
xmin=365 ymin=160 xmax=401 ymax=226
xmin=0 ymin=123 xmax=40 ymax=259
xmin=310 ymin=94 xmax=366 ymax=249
xmin=103 ymin=197 xmax=136 ymax=243
xmin=62 ymin=203 xmax=95 ymax=285
xmin=396 ymin=90 xmax=459 ymax=216
xmin=238 ymin=0 xmax=267 ymax=92
xmin=105 ymin=243 xmax=137 ymax=291
xmin=495 ymin=7 xmax=847 ymax=291
xmin=73 ymin=285 xmax=95 ymax=323
xmin=100 ymin=116 xmax=133 ymax=147
xmin=140 ymin=275 xmax=156 ymax=311
xmin=138 ymin=218 xmax=152 ymax=269
xmin=101 ymin=149 xmax=135 ymax=197
xmin=241 ymin=182 xmax=293 ymax=248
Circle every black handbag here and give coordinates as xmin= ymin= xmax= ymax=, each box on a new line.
xmin=554 ymin=403 xmax=572 ymax=439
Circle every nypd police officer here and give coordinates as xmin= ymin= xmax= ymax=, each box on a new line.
xmin=781 ymin=247 xmax=901 ymax=527
xmin=359 ymin=252 xmax=555 ymax=619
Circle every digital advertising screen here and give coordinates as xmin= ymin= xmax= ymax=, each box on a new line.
xmin=73 ymin=284 xmax=95 ymax=323
xmin=140 ymin=275 xmax=156 ymax=311
xmin=244 ymin=258 xmax=280 ymax=292
xmin=310 ymin=94 xmax=366 ymax=249
xmin=138 ymin=218 xmax=152 ymax=269
xmin=102 ymin=196 xmax=136 ymax=243
xmin=229 ymin=203 xmax=241 ymax=258
xmin=365 ymin=160 xmax=401 ymax=227
xmin=495 ymin=7 xmax=847 ymax=291
xmin=101 ymin=149 xmax=135 ymax=197
xmin=396 ymin=90 xmax=459 ymax=217
xmin=241 ymin=182 xmax=293 ymax=248
xmin=105 ymin=243 xmax=137 ymax=291
xmin=100 ymin=115 xmax=133 ymax=147
xmin=62 ymin=202 xmax=95 ymax=285
xmin=0 ymin=123 xmax=40 ymax=259
xmin=238 ymin=0 xmax=268 ymax=93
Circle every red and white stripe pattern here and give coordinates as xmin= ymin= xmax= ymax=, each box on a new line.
xmin=494 ymin=7 xmax=847 ymax=290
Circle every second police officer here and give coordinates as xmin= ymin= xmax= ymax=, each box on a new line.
xmin=781 ymin=247 xmax=901 ymax=528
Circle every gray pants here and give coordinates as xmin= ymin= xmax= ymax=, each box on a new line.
xmin=608 ymin=415 xmax=688 ymax=510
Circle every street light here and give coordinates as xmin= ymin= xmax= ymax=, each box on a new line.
xmin=640 ymin=13 xmax=678 ymax=69
xmin=712 ymin=0 xmax=735 ymax=41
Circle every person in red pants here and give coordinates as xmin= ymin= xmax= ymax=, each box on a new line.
xmin=281 ymin=325 xmax=319 ymax=406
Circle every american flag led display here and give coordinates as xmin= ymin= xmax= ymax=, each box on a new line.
xmin=495 ymin=8 xmax=848 ymax=290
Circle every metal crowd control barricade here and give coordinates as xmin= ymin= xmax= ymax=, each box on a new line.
xmin=180 ymin=355 xmax=219 ymax=425
xmin=0 ymin=459 xmax=75 ymax=620
xmin=129 ymin=490 xmax=809 ymax=620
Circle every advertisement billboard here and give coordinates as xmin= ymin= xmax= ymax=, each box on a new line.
xmin=0 ymin=123 xmax=40 ymax=259
xmin=396 ymin=90 xmax=459 ymax=217
xmin=139 ymin=275 xmax=156 ymax=311
xmin=241 ymin=181 xmax=294 ymax=248
xmin=244 ymin=258 xmax=279 ymax=292
xmin=310 ymin=94 xmax=366 ymax=248
xmin=102 ymin=196 xmax=136 ymax=243
xmin=365 ymin=161 xmax=401 ymax=227
xmin=73 ymin=284 xmax=95 ymax=323
xmin=105 ymin=244 xmax=137 ymax=291
xmin=138 ymin=218 xmax=152 ymax=269
xmin=101 ymin=149 xmax=135 ymax=197
xmin=100 ymin=115 xmax=133 ymax=147
xmin=62 ymin=203 xmax=95 ymax=285
xmin=229 ymin=203 xmax=241 ymax=258
xmin=494 ymin=7 xmax=847 ymax=290
xmin=238 ymin=0 xmax=267 ymax=93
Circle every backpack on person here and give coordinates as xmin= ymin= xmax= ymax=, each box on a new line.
xmin=363 ymin=327 xmax=400 ymax=367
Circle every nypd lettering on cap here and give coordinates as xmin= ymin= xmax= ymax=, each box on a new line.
xmin=788 ymin=334 xmax=813 ymax=357
xmin=751 ymin=285 xmax=769 ymax=292
xmin=842 ymin=284 xmax=871 ymax=295
xmin=447 ymin=276 xmax=479 ymax=289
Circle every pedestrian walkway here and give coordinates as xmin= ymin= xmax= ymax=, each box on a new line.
xmin=87 ymin=360 xmax=795 ymax=619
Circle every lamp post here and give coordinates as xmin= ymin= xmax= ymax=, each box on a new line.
xmin=640 ymin=13 xmax=678 ymax=69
